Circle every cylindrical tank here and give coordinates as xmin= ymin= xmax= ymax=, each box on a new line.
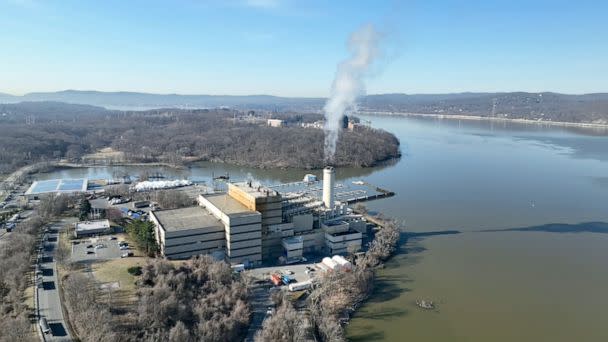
xmin=322 ymin=257 xmax=339 ymax=270
xmin=323 ymin=166 xmax=335 ymax=209
xmin=332 ymin=255 xmax=352 ymax=271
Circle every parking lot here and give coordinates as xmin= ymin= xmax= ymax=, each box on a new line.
xmin=248 ymin=262 xmax=320 ymax=284
xmin=71 ymin=235 xmax=133 ymax=262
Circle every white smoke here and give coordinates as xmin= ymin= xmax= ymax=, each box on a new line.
xmin=323 ymin=24 xmax=382 ymax=162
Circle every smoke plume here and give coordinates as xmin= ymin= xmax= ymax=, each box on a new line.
xmin=323 ymin=24 xmax=382 ymax=162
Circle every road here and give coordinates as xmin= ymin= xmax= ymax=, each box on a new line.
xmin=244 ymin=282 xmax=274 ymax=342
xmin=37 ymin=218 xmax=75 ymax=341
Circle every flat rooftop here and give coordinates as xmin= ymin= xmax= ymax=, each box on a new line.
xmin=153 ymin=206 xmax=223 ymax=232
xmin=230 ymin=182 xmax=280 ymax=199
xmin=203 ymin=193 xmax=257 ymax=216
xmin=268 ymin=180 xmax=384 ymax=203
xmin=283 ymin=236 xmax=303 ymax=244
xmin=26 ymin=178 xmax=88 ymax=195
xmin=75 ymin=219 xmax=110 ymax=232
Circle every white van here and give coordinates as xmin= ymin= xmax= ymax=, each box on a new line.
xmin=39 ymin=317 xmax=51 ymax=334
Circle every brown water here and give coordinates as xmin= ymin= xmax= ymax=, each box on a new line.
xmin=346 ymin=116 xmax=608 ymax=342
xmin=36 ymin=116 xmax=608 ymax=341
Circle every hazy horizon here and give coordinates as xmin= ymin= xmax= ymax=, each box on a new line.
xmin=2 ymin=89 xmax=607 ymax=98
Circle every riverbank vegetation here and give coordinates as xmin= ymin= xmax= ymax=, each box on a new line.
xmin=255 ymin=217 xmax=402 ymax=342
xmin=0 ymin=102 xmax=400 ymax=174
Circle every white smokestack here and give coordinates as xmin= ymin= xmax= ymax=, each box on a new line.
xmin=323 ymin=24 xmax=382 ymax=162
xmin=323 ymin=166 xmax=335 ymax=209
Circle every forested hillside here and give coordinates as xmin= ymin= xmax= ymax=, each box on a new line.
xmin=0 ymin=102 xmax=400 ymax=174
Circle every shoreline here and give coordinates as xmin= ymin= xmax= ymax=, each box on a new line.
xmin=360 ymin=111 xmax=608 ymax=130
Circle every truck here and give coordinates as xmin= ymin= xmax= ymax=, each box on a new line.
xmin=133 ymin=201 xmax=150 ymax=209
xmin=288 ymin=280 xmax=313 ymax=292
xmin=281 ymin=274 xmax=293 ymax=284
xmin=231 ymin=264 xmax=245 ymax=273
xmin=270 ymin=273 xmax=283 ymax=286
xmin=7 ymin=213 xmax=20 ymax=223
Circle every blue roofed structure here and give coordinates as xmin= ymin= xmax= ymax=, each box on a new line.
xmin=25 ymin=178 xmax=89 ymax=197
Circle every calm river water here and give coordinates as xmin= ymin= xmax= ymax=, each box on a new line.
xmin=36 ymin=116 xmax=608 ymax=341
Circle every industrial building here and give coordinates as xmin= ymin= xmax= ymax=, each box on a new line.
xmin=198 ymin=193 xmax=263 ymax=265
xmin=151 ymin=166 xmax=372 ymax=266
xmin=150 ymin=206 xmax=226 ymax=260
xmin=74 ymin=219 xmax=111 ymax=238
xmin=267 ymin=119 xmax=284 ymax=127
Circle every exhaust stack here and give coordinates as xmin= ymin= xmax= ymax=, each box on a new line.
xmin=323 ymin=166 xmax=335 ymax=209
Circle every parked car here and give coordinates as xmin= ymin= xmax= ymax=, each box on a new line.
xmin=39 ymin=317 xmax=51 ymax=334
xmin=86 ymin=244 xmax=93 ymax=248
xmin=119 ymin=245 xmax=130 ymax=250
xmin=86 ymin=250 xmax=95 ymax=255
xmin=121 ymin=251 xmax=133 ymax=258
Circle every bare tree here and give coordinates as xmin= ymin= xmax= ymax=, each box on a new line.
xmin=254 ymin=301 xmax=308 ymax=342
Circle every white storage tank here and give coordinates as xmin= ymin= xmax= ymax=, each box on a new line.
xmin=322 ymin=256 xmax=339 ymax=270
xmin=332 ymin=255 xmax=352 ymax=271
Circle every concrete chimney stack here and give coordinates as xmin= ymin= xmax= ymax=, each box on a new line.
xmin=323 ymin=166 xmax=335 ymax=209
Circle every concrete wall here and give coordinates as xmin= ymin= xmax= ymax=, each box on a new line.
xmin=164 ymin=231 xmax=225 ymax=247
xmin=292 ymin=214 xmax=313 ymax=232
xmin=325 ymin=231 xmax=362 ymax=243
xmin=229 ymin=238 xmax=262 ymax=250
xmin=229 ymin=246 xmax=262 ymax=258
xmin=227 ymin=230 xmax=261 ymax=242
xmin=164 ymin=240 xmax=226 ymax=255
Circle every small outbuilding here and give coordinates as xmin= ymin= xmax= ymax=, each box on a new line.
xmin=74 ymin=219 xmax=111 ymax=238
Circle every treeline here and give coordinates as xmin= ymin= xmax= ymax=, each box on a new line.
xmin=136 ymin=256 xmax=250 ymax=341
xmin=254 ymin=296 xmax=308 ymax=342
xmin=125 ymin=220 xmax=159 ymax=256
xmin=62 ymin=273 xmax=116 ymax=342
xmin=0 ymin=102 xmax=400 ymax=173
xmin=60 ymin=256 xmax=251 ymax=342
xmin=0 ymin=216 xmax=46 ymax=342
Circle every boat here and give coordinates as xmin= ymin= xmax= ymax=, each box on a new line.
xmin=415 ymin=299 xmax=435 ymax=310
xmin=352 ymin=180 xmax=365 ymax=185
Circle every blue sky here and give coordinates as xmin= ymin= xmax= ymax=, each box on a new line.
xmin=1 ymin=0 xmax=606 ymax=96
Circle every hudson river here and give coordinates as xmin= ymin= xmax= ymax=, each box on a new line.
xmin=37 ymin=115 xmax=608 ymax=342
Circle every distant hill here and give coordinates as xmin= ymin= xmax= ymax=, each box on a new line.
xmin=1 ymin=90 xmax=608 ymax=123
xmin=9 ymin=90 xmax=324 ymax=111
xmin=0 ymin=92 xmax=18 ymax=103
xmin=0 ymin=101 xmax=109 ymax=118
xmin=360 ymin=92 xmax=608 ymax=124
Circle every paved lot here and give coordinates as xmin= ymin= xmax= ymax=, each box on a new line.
xmin=71 ymin=236 xmax=131 ymax=263
xmin=248 ymin=263 xmax=319 ymax=283
xmin=244 ymin=263 xmax=322 ymax=341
